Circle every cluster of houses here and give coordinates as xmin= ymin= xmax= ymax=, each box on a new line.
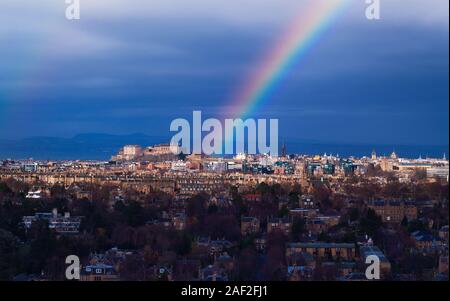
xmin=22 ymin=208 xmax=83 ymax=235
xmin=16 ymin=183 xmax=449 ymax=281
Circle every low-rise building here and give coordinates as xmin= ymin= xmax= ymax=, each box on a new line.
xmin=438 ymin=255 xmax=449 ymax=274
xmin=410 ymin=230 xmax=444 ymax=251
xmin=289 ymin=208 xmax=319 ymax=219
xmin=267 ymin=217 xmax=292 ymax=235
xmin=427 ymin=166 xmax=449 ymax=180
xmin=172 ymin=213 xmax=186 ymax=231
xmin=81 ymin=263 xmax=120 ymax=281
xmin=367 ymin=200 xmax=417 ymax=223
xmin=241 ymin=217 xmax=260 ymax=236
xmin=439 ymin=226 xmax=449 ymax=242
xmin=286 ymin=242 xmax=356 ymax=260
xmin=22 ymin=208 xmax=83 ymax=235
xmin=254 ymin=235 xmax=267 ymax=253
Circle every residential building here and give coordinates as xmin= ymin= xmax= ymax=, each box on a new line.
xmin=267 ymin=217 xmax=293 ymax=235
xmin=286 ymin=242 xmax=356 ymax=260
xmin=241 ymin=217 xmax=260 ymax=236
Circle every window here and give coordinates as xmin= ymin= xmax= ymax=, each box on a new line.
xmin=347 ymin=248 xmax=353 ymax=258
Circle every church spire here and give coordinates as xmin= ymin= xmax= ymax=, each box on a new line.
xmin=281 ymin=140 xmax=287 ymax=158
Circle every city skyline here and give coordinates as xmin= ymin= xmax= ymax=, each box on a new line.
xmin=0 ymin=132 xmax=448 ymax=161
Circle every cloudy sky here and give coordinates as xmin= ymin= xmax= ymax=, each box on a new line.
xmin=0 ymin=0 xmax=448 ymax=146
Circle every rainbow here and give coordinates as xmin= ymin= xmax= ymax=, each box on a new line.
xmin=227 ymin=0 xmax=351 ymax=119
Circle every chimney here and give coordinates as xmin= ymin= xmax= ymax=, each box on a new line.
xmin=52 ymin=208 xmax=58 ymax=218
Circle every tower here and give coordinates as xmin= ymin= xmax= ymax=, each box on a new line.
xmin=281 ymin=141 xmax=287 ymax=158
xmin=371 ymin=150 xmax=377 ymax=160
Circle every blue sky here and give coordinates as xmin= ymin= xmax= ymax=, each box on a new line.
xmin=0 ymin=0 xmax=448 ymax=146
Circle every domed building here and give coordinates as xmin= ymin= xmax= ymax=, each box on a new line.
xmin=390 ymin=151 xmax=398 ymax=160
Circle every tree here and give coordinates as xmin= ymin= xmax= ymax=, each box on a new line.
xmin=359 ymin=209 xmax=382 ymax=237
xmin=238 ymin=247 xmax=258 ymax=280
xmin=349 ymin=208 xmax=360 ymax=222
xmin=277 ymin=205 xmax=289 ymax=218
xmin=256 ymin=182 xmax=270 ymax=195
xmin=175 ymin=232 xmax=192 ymax=256
xmin=407 ymin=219 xmax=428 ymax=233
xmin=314 ymin=185 xmax=332 ymax=210
xmin=27 ymin=220 xmax=58 ymax=274
xmin=399 ymin=253 xmax=437 ymax=279
xmin=124 ymin=201 xmax=147 ymax=227
xmin=201 ymin=214 xmax=240 ymax=241
xmin=187 ymin=194 xmax=207 ymax=218
xmin=4 ymin=178 xmax=29 ymax=196
xmin=318 ymin=231 xmax=331 ymax=242
xmin=120 ymin=254 xmax=146 ymax=281
xmin=0 ymin=182 xmax=12 ymax=194
xmin=262 ymin=244 xmax=286 ymax=281
xmin=262 ymin=232 xmax=287 ymax=280
xmin=412 ymin=169 xmax=427 ymax=181
xmin=291 ymin=218 xmax=306 ymax=240
xmin=288 ymin=191 xmax=299 ymax=207
xmin=401 ymin=216 xmax=408 ymax=228
xmin=0 ymin=229 xmax=19 ymax=280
